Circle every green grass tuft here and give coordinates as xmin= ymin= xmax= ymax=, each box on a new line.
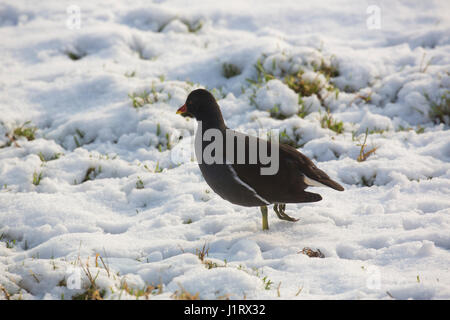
xmin=158 ymin=18 xmax=203 ymax=34
xmin=269 ymin=105 xmax=288 ymax=120
xmin=0 ymin=234 xmax=17 ymax=249
xmin=320 ymin=111 xmax=344 ymax=134
xmin=128 ymin=91 xmax=152 ymax=108
xmin=279 ymin=129 xmax=304 ymax=148
xmin=222 ymin=63 xmax=242 ymax=79
xmin=136 ymin=177 xmax=144 ymax=189
xmin=65 ymin=49 xmax=86 ymax=61
xmin=154 ymin=161 xmax=163 ymax=173
xmin=297 ymin=101 xmax=312 ymax=118
xmin=128 ymin=83 xmax=166 ymax=109
xmin=262 ymin=276 xmax=273 ymax=290
xmin=425 ymin=91 xmax=450 ymax=125
xmin=285 ymin=71 xmax=322 ymax=97
xmin=32 ymin=171 xmax=43 ymax=186
xmin=356 ymin=128 xmax=378 ymax=162
xmin=13 ymin=122 xmax=37 ymax=141
xmin=184 ymin=19 xmax=203 ymax=33
xmin=2 ymin=122 xmax=37 ymax=148
xmin=81 ymin=166 xmax=102 ymax=183
xmin=124 ymin=71 xmax=136 ymax=78
xmin=312 ymin=58 xmax=340 ymax=79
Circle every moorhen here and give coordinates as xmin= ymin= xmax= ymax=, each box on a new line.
xmin=177 ymin=89 xmax=344 ymax=230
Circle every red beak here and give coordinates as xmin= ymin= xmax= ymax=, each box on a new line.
xmin=176 ymin=104 xmax=187 ymax=114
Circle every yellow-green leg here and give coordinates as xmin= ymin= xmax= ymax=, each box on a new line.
xmin=260 ymin=206 xmax=269 ymax=230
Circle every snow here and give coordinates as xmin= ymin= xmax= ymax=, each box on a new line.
xmin=255 ymin=79 xmax=299 ymax=116
xmin=1 ymin=0 xmax=450 ymax=300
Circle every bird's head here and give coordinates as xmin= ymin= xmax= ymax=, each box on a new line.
xmin=177 ymin=89 xmax=225 ymax=126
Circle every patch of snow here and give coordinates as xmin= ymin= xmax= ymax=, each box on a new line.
xmin=0 ymin=0 xmax=450 ymax=300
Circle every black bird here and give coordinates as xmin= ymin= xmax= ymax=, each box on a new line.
xmin=177 ymin=89 xmax=344 ymax=230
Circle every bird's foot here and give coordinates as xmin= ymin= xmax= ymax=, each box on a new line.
xmin=274 ymin=204 xmax=299 ymax=222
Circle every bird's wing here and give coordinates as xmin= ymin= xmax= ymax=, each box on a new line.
xmin=227 ymin=131 xmax=326 ymax=203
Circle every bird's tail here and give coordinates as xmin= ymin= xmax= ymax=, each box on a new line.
xmin=303 ymin=175 xmax=345 ymax=191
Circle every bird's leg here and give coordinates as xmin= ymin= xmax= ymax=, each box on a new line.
xmin=273 ymin=203 xmax=299 ymax=222
xmin=260 ymin=206 xmax=269 ymax=230
xmin=273 ymin=204 xmax=284 ymax=220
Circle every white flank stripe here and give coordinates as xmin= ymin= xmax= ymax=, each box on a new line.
xmin=304 ymin=175 xmax=328 ymax=188
xmin=227 ymin=165 xmax=270 ymax=205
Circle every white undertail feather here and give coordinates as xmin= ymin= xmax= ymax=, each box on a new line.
xmin=303 ymin=175 xmax=328 ymax=188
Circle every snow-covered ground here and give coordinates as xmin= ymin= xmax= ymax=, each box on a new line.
xmin=1 ymin=0 xmax=449 ymax=300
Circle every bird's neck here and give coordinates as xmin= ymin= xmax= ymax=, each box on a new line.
xmin=198 ymin=112 xmax=227 ymax=133
xmin=199 ymin=119 xmax=227 ymax=132
xmin=195 ymin=117 xmax=227 ymax=161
